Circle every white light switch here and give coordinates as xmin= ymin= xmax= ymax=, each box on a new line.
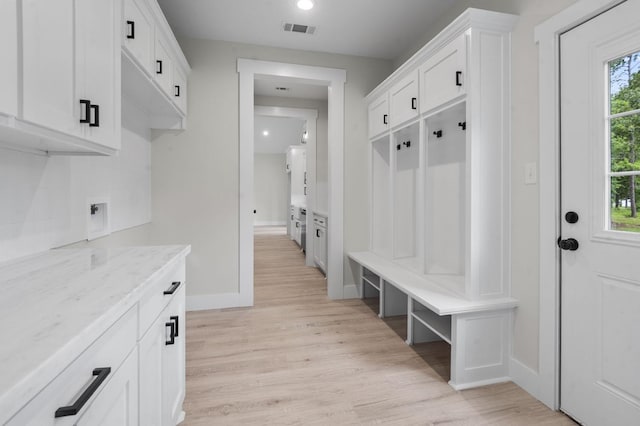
xmin=525 ymin=162 xmax=537 ymax=185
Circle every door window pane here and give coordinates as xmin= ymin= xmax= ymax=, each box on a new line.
xmin=610 ymin=115 xmax=640 ymax=172
xmin=609 ymin=51 xmax=640 ymax=115
xmin=610 ymin=175 xmax=640 ymax=232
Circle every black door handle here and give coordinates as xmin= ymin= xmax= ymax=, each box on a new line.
xmin=175 ymin=85 xmax=180 ymax=97
xmin=170 ymin=315 xmax=179 ymax=337
xmin=456 ymin=71 xmax=463 ymax=86
xmin=79 ymin=99 xmax=91 ymax=124
xmin=164 ymin=281 xmax=181 ymax=295
xmin=126 ymin=20 xmax=135 ymax=39
xmin=558 ymin=238 xmax=579 ymax=251
xmin=55 ymin=367 xmax=111 ymax=418
xmin=165 ymin=320 xmax=176 ymax=345
xmin=411 ymin=97 xmax=417 ymax=110
xmin=156 ymin=60 xmax=163 ymax=74
xmin=565 ymin=211 xmax=579 ymax=223
xmin=89 ymin=104 xmax=99 ymax=127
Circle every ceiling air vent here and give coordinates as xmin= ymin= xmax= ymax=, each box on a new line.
xmin=283 ymin=22 xmax=316 ymax=35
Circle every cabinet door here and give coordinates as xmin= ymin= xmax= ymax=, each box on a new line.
xmin=76 ymin=0 xmax=121 ymax=149
xmin=390 ymin=71 xmax=419 ymax=127
xmin=77 ymin=349 xmax=139 ymax=426
xmin=123 ymin=0 xmax=155 ymax=75
xmin=138 ymin=315 xmax=164 ymax=426
xmin=21 ymin=0 xmax=79 ymax=135
xmin=163 ymin=286 xmax=186 ymax=425
xmin=420 ymin=33 xmax=467 ymax=114
xmin=368 ymin=94 xmax=389 ymax=138
xmin=173 ymin=65 xmax=188 ymax=115
xmin=0 ymin=0 xmax=17 ymax=117
xmin=155 ymin=35 xmax=175 ymax=98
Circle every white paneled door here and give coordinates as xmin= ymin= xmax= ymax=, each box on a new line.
xmin=560 ymin=1 xmax=640 ymax=424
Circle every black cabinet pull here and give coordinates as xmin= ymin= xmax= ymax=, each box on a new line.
xmin=55 ymin=367 xmax=111 ymax=418
xmin=175 ymin=85 xmax=180 ymax=97
xmin=165 ymin=321 xmax=176 ymax=345
xmin=316 ymin=229 xmax=320 ymax=238
xmin=79 ymin=99 xmax=91 ymax=124
xmin=163 ymin=281 xmax=181 ymax=295
xmin=383 ymin=114 xmax=388 ymax=125
xmin=126 ymin=20 xmax=135 ymax=39
xmin=170 ymin=315 xmax=179 ymax=337
xmin=411 ymin=97 xmax=417 ymax=110
xmin=89 ymin=104 xmax=100 ymax=127
xmin=156 ymin=60 xmax=163 ymax=74
xmin=456 ymin=71 xmax=462 ymax=87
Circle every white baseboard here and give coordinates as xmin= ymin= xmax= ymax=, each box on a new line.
xmin=343 ymin=283 xmax=359 ymax=299
xmin=254 ymin=221 xmax=287 ymax=226
xmin=186 ymin=292 xmax=252 ymax=311
xmin=510 ymin=356 xmax=540 ymax=401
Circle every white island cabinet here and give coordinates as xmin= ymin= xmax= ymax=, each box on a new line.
xmin=0 ymin=245 xmax=190 ymax=426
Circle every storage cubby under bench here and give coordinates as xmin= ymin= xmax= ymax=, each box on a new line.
xmin=349 ymin=251 xmax=518 ymax=390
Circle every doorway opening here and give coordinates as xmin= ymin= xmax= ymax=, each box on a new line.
xmin=238 ymin=59 xmax=346 ymax=306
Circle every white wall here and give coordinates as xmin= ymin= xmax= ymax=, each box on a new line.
xmin=148 ymin=38 xmax=391 ymax=299
xmin=255 ymin=95 xmax=329 ymax=213
xmin=254 ymin=154 xmax=288 ymax=226
xmin=394 ymin=0 xmax=577 ymax=376
xmin=0 ymin=99 xmax=152 ymax=262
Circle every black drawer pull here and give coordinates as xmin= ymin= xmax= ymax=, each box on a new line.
xmin=383 ymin=114 xmax=388 ymax=125
xmin=156 ymin=60 xmax=163 ymax=74
xmin=89 ymin=104 xmax=99 ymax=127
xmin=55 ymin=367 xmax=111 ymax=418
xmin=166 ymin=320 xmax=176 ymax=345
xmin=170 ymin=315 xmax=179 ymax=337
xmin=175 ymin=85 xmax=180 ymax=97
xmin=79 ymin=99 xmax=91 ymax=124
xmin=126 ymin=20 xmax=135 ymax=39
xmin=456 ymin=71 xmax=462 ymax=87
xmin=316 ymin=229 xmax=320 ymax=238
xmin=164 ymin=281 xmax=181 ymax=295
xmin=411 ymin=97 xmax=417 ymax=110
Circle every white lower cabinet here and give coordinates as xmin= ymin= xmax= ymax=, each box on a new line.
xmin=76 ymin=348 xmax=139 ymax=426
xmin=313 ymin=215 xmax=327 ymax=274
xmin=6 ymin=307 xmax=138 ymax=426
xmin=139 ymin=285 xmax=186 ymax=426
xmin=5 ymin=254 xmax=188 ymax=426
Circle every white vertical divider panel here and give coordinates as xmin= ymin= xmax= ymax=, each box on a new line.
xmin=0 ymin=0 xmax=17 ymax=118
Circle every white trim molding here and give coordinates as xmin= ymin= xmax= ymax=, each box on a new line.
xmin=534 ymin=0 xmax=626 ymax=410
xmin=238 ymin=59 xmax=346 ymax=304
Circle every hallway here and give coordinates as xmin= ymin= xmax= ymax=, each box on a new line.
xmin=181 ymin=231 xmax=573 ymax=425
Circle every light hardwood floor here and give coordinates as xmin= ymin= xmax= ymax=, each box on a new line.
xmin=182 ymin=230 xmax=574 ymax=425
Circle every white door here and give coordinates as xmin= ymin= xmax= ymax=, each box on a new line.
xmin=560 ymin=1 xmax=640 ymax=424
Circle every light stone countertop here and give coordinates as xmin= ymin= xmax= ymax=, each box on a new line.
xmin=0 ymin=245 xmax=191 ymax=424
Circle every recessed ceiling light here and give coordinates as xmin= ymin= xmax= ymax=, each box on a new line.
xmin=263 ymin=130 xmax=269 ymax=136
xmin=297 ymin=0 xmax=314 ymax=11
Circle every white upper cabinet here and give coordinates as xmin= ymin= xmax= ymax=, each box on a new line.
xmin=123 ymin=0 xmax=155 ymax=75
xmin=420 ymin=33 xmax=467 ymax=114
xmin=390 ymin=71 xmax=419 ymax=128
xmin=0 ymin=0 xmax=18 ymax=118
xmin=22 ymin=0 xmax=79 ymax=137
xmin=154 ymin=34 xmax=175 ymax=98
xmin=368 ymin=94 xmax=389 ymax=138
xmin=121 ymin=0 xmax=191 ymax=130
xmin=173 ymin=64 xmax=188 ymax=115
xmin=76 ymin=0 xmax=121 ymax=150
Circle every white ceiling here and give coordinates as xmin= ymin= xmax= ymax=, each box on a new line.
xmin=157 ymin=0 xmax=458 ymax=60
xmin=255 ymin=78 xmax=328 ymax=100
xmin=254 ymin=115 xmax=306 ymax=154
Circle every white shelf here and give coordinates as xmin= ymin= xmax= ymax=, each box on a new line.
xmin=411 ymin=308 xmax=452 ymax=344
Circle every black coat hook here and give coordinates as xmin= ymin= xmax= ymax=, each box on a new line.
xmin=433 ymin=130 xmax=443 ymax=138
xmin=458 ymin=122 xmax=467 ymax=131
